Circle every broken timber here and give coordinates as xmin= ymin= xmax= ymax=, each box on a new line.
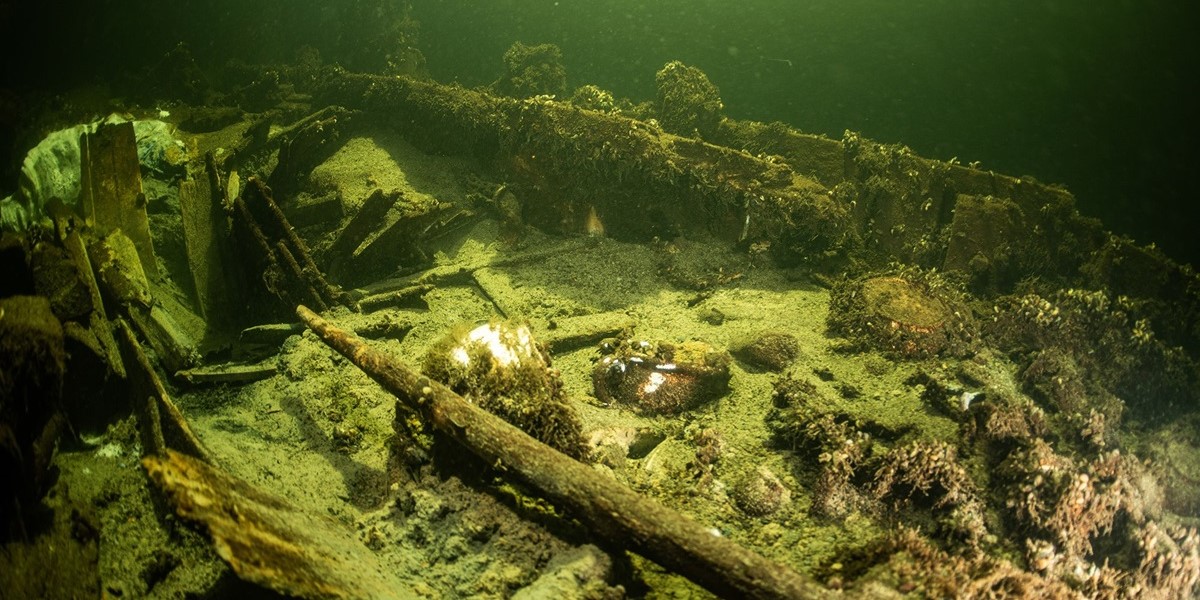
xmin=179 ymin=152 xmax=240 ymax=332
xmin=308 ymin=71 xmax=1111 ymax=281
xmin=78 ymin=120 xmax=159 ymax=278
xmin=116 ymin=318 xmax=212 ymax=463
xmin=232 ymin=177 xmax=353 ymax=316
xmin=325 ymin=188 xmax=396 ymax=281
xmin=297 ymin=304 xmax=828 ymax=600
xmin=144 ymin=449 xmax=408 ymax=600
xmin=176 ymin=360 xmax=277 ymax=385
xmin=316 ymin=74 xmax=846 ymax=267
xmin=41 ymin=199 xmax=125 ymax=378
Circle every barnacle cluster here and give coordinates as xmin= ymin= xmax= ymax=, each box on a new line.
xmin=422 ymin=321 xmax=587 ymax=459
xmin=767 ymin=376 xmax=873 ymax=519
xmin=569 ymin=84 xmax=617 ymax=113
xmin=873 ymin=440 xmax=989 ymax=549
xmin=494 ymin=42 xmax=567 ymax=99
xmin=986 ymin=288 xmax=1197 ymax=422
xmin=654 ymin=60 xmax=724 ymax=140
xmin=827 ymin=270 xmax=977 ymax=358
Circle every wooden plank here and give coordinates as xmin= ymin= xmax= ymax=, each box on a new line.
xmin=144 ymin=450 xmax=409 ymax=600
xmin=79 ymin=121 xmax=159 ymax=278
xmin=115 ymin=319 xmax=211 ymax=464
xmin=176 ymin=361 xmax=277 ymax=385
xmin=326 ymin=188 xmax=396 ymax=280
xmin=178 ymin=156 xmax=238 ymax=330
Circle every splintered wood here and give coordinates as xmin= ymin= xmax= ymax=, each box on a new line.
xmin=143 ymin=450 xmax=408 ymax=600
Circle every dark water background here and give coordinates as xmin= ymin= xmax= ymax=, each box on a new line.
xmin=414 ymin=0 xmax=1198 ymax=267
xmin=1 ymin=0 xmax=1195 ymax=267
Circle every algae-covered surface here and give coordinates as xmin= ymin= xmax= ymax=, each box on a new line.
xmin=3 ymin=119 xmax=1194 ymax=598
xmin=2 ymin=46 xmax=1198 ymax=596
xmin=182 ymin=220 xmax=896 ymax=594
xmin=215 ymin=122 xmax=1199 ymax=597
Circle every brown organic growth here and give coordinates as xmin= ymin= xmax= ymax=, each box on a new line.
xmin=1 ymin=21 xmax=1198 ymax=599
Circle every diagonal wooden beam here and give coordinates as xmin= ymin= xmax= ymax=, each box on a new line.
xmin=296 ymin=304 xmax=829 ymax=600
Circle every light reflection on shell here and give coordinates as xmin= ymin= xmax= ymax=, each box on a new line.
xmin=592 ymin=341 xmax=731 ymax=415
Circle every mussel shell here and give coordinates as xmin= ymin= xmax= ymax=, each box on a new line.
xmin=592 ymin=353 xmax=730 ymax=415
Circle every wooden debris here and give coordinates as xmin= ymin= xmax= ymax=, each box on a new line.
xmin=471 ymin=267 xmax=519 ymax=318
xmin=45 ymin=201 xmax=104 ymax=310
xmin=90 ymin=230 xmax=153 ymax=309
xmin=338 ymin=202 xmax=459 ymax=287
xmin=267 ymin=107 xmax=357 ymax=197
xmin=353 ymin=314 xmax=414 ymax=341
xmin=128 ymin=305 xmax=199 ymax=374
xmin=30 ymin=238 xmax=94 ymax=322
xmin=42 ymin=200 xmax=125 ymax=377
xmin=116 ymin=319 xmax=212 ymax=464
xmin=326 ymin=188 xmax=397 ymax=279
xmin=282 ymin=191 xmax=343 ymax=229
xmin=232 ymin=177 xmax=353 ymax=316
xmin=234 ymin=322 xmax=304 ymax=362
xmin=143 ymin=449 xmax=409 ymax=600
xmin=179 ymin=152 xmax=240 ymax=331
xmin=78 ymin=120 xmax=159 ymax=278
xmin=297 ymin=305 xmax=828 ymax=600
xmin=357 ymin=283 xmax=432 ymax=313
xmin=176 ymin=361 xmax=277 ymax=385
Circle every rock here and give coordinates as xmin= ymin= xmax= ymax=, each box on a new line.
xmin=731 ymin=331 xmax=800 ymax=371
xmin=733 ymin=466 xmax=791 ymax=517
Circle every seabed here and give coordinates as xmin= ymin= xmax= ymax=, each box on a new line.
xmin=1 ymin=42 xmax=1198 ymax=600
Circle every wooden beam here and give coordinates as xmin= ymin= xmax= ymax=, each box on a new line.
xmin=296 ymin=304 xmax=828 ymax=600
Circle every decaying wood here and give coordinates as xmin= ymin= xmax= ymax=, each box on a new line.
xmin=267 ymin=107 xmax=357 ymax=197
xmin=297 ymin=305 xmax=828 ymax=600
xmin=338 ymin=201 xmax=465 ymax=287
xmin=176 ymin=360 xmax=277 ymax=385
xmin=469 ymin=267 xmax=513 ymax=318
xmin=43 ymin=199 xmax=125 ymax=377
xmin=143 ymin=449 xmax=408 ymax=600
xmin=124 ymin=304 xmax=199 ymax=375
xmin=234 ymin=322 xmax=305 ymax=361
xmin=179 ymin=152 xmax=240 ymax=330
xmin=357 ymin=283 xmax=432 ymax=313
xmin=116 ymin=318 xmax=213 ymax=464
xmin=326 ymin=188 xmax=397 ymax=279
xmin=314 ymin=73 xmax=847 ymax=263
xmin=90 ymin=229 xmax=153 ymax=309
xmin=86 ymin=226 xmax=199 ymax=374
xmin=233 ymin=177 xmax=352 ymax=314
xmin=78 ymin=120 xmax=159 ymax=278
